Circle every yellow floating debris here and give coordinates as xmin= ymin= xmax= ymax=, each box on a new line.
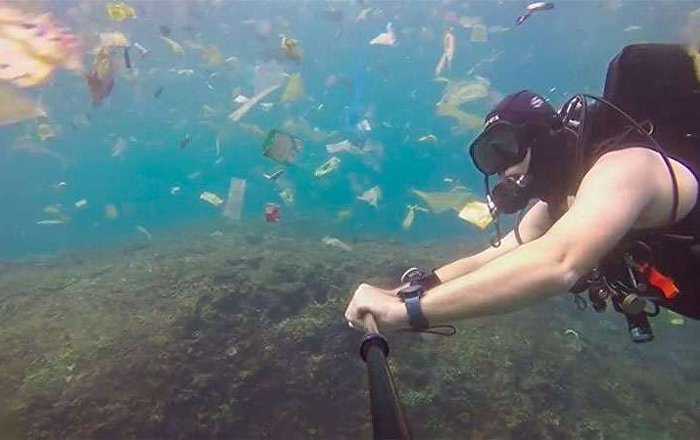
xmin=438 ymin=77 xmax=490 ymax=107
xmin=281 ymin=73 xmax=305 ymax=103
xmin=200 ymin=191 xmax=224 ymax=207
xmin=161 ymin=36 xmax=184 ymax=54
xmin=202 ymin=45 xmax=223 ymax=66
xmin=435 ymin=103 xmax=482 ymax=130
xmin=106 ymin=3 xmax=136 ymax=22
xmin=99 ymin=32 xmax=130 ymax=49
xmin=0 ymin=6 xmax=84 ymax=87
xmin=0 ymin=84 xmax=46 ymax=127
xmin=105 ymin=203 xmax=119 ymax=220
xmin=280 ymin=188 xmax=295 ymax=205
xmin=314 ymin=157 xmax=341 ymax=177
xmin=470 ymin=24 xmax=488 ymax=42
xmin=412 ymin=189 xmax=473 ymax=214
xmin=458 ymin=201 xmax=493 ymax=230
xmin=37 ymin=123 xmax=56 ymax=141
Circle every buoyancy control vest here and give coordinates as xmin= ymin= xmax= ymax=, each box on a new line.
xmin=552 ymin=43 xmax=700 ymax=321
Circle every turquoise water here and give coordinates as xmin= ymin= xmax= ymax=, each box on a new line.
xmin=2 ymin=0 xmax=694 ymax=258
xmin=2 ymin=1 xmax=700 ymax=439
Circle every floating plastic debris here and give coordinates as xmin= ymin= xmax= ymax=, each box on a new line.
xmin=413 ymin=189 xmax=473 ymax=214
xmin=370 ymin=22 xmax=396 ymax=46
xmin=170 ymin=186 xmax=181 ymax=195
xmin=161 ymin=36 xmax=184 ymax=54
xmin=264 ymin=168 xmax=285 ymax=181
xmin=357 ymin=119 xmax=372 ymax=132
xmin=280 ymin=188 xmax=295 ymax=205
xmin=179 ymin=133 xmax=192 ymax=149
xmin=37 ymin=123 xmax=56 ymax=141
xmin=74 ymin=199 xmax=88 ymax=209
xmin=223 ymin=178 xmax=246 ymax=220
xmin=281 ymin=73 xmax=305 ymax=103
xmin=435 ymin=103 xmax=482 ymax=129
xmin=516 ymin=2 xmax=554 ymax=26
xmin=233 ymin=94 xmax=250 ymax=104
xmin=356 ymin=8 xmax=373 ymax=22
xmin=106 ymin=3 xmax=136 ymax=22
xmin=357 ymin=186 xmax=381 ymax=208
xmin=322 ymin=236 xmax=352 ymax=251
xmin=402 ymin=204 xmax=429 ymax=230
xmin=135 ymin=225 xmax=153 ymax=242
xmin=0 ymin=5 xmax=84 ymax=87
xmin=437 ymin=77 xmax=490 ymax=107
xmin=262 ymin=130 xmax=303 ymax=165
xmin=623 ymin=25 xmax=642 ymax=32
xmin=314 ymin=157 xmax=341 ymax=177
xmin=202 ymin=45 xmax=223 ymax=66
xmin=280 ymin=35 xmax=303 ymax=62
xmin=418 ymin=134 xmax=438 ymax=144
xmin=36 ymin=219 xmax=66 ymax=226
xmin=668 ymin=310 xmax=686 ymax=325
xmin=0 ymin=84 xmax=46 ymax=127
xmin=229 ymin=84 xmax=282 ymax=122
xmin=200 ymin=191 xmax=224 ymax=207
xmin=99 ymin=32 xmax=130 ymax=49
xmin=264 ymin=203 xmax=281 ymax=223
xmin=435 ymin=28 xmax=455 ymax=77
xmin=105 ymin=203 xmax=119 ymax=220
xmin=458 ymin=201 xmax=493 ymax=229
xmin=458 ymin=16 xmax=483 ymax=28
xmin=470 ymin=24 xmax=488 ymax=42
xmin=326 ymin=139 xmax=364 ymax=155
xmin=86 ymin=48 xmax=115 ymax=106
xmin=112 ymin=137 xmax=128 ymax=157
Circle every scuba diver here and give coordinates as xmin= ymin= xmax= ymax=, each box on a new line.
xmin=345 ymin=43 xmax=700 ymax=343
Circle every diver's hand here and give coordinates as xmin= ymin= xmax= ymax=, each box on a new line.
xmin=344 ymin=283 xmax=407 ymax=333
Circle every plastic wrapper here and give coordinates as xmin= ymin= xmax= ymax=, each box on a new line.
xmin=412 ymin=189 xmax=473 ymax=214
xmin=458 ymin=201 xmax=493 ymax=229
xmin=262 ymin=130 xmax=303 ymax=165
xmin=99 ymin=32 xmax=130 ymax=49
xmin=369 ymin=22 xmax=396 ymax=46
xmin=470 ymin=24 xmax=488 ymax=42
xmin=74 ymin=199 xmax=88 ymax=209
xmin=105 ymin=204 xmax=119 ymax=220
xmin=200 ymin=191 xmax=224 ymax=207
xmin=229 ymin=84 xmax=281 ymax=122
xmin=0 ymin=5 xmax=83 ymax=87
xmin=437 ymin=77 xmax=490 ymax=107
xmin=314 ymin=157 xmax=341 ymax=177
xmin=326 ymin=139 xmax=364 ymax=155
xmin=86 ymin=48 xmax=115 ymax=106
xmin=223 ymin=178 xmax=246 ymax=220
xmin=357 ymin=186 xmax=381 ymax=208
xmin=435 ymin=28 xmax=455 ymax=77
xmin=161 ymin=36 xmax=184 ymax=54
xmin=280 ymin=73 xmax=305 ymax=103
xmin=402 ymin=204 xmax=429 ymax=230
xmin=37 ymin=123 xmax=56 ymax=141
xmin=106 ymin=3 xmax=136 ymax=22
xmin=279 ymin=188 xmax=295 ymax=205
xmin=322 ymin=236 xmax=352 ymax=251
xmin=436 ymin=103 xmax=482 ymax=129
xmin=0 ymin=84 xmax=45 ymax=127
xmin=280 ymin=36 xmax=303 ymax=62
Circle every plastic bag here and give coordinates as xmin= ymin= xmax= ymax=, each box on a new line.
xmin=262 ymin=130 xmax=303 ymax=165
xmin=223 ymin=178 xmax=246 ymax=219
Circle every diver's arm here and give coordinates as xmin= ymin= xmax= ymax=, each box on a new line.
xmin=433 ymin=200 xmax=553 ymax=283
xmin=412 ymin=152 xmax=656 ymax=323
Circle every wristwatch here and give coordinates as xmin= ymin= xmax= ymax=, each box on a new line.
xmin=397 ymin=284 xmax=430 ymax=331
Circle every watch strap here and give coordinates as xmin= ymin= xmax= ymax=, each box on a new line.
xmin=404 ymin=295 xmax=430 ymax=330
